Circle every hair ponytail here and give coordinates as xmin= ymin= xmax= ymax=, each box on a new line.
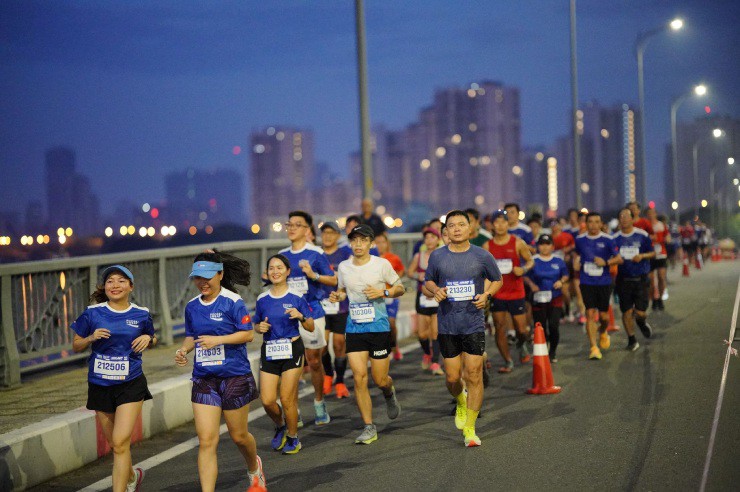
xmin=193 ymin=250 xmax=251 ymax=292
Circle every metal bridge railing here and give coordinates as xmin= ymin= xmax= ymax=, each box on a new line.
xmin=0 ymin=233 xmax=420 ymax=386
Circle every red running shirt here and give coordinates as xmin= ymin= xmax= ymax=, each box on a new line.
xmin=487 ymin=235 xmax=525 ymax=300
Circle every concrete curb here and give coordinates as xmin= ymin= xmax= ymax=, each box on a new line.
xmin=0 ymin=310 xmax=416 ymax=491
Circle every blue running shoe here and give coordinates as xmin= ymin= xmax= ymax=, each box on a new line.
xmin=271 ymin=425 xmax=287 ymax=451
xmin=314 ymin=400 xmax=331 ymax=425
xmin=282 ymin=436 xmax=302 ymax=455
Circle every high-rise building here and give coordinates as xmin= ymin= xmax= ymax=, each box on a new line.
xmin=664 ymin=114 xmax=739 ymax=214
xmin=165 ymin=168 xmax=245 ymax=228
xmin=250 ymin=127 xmax=315 ymax=225
xmin=44 ymin=146 xmax=101 ymax=236
xmin=552 ymin=102 xmax=642 ymax=214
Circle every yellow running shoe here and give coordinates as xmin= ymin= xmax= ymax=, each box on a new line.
xmin=455 ymin=394 xmax=467 ymax=430
xmin=599 ymin=332 xmax=611 ymax=350
xmin=463 ymin=427 xmax=481 ymax=447
xmin=589 ymin=346 xmax=603 ymax=360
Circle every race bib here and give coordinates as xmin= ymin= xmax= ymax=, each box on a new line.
xmin=533 ymin=290 xmax=552 ymax=304
xmin=496 ymin=258 xmax=513 ymax=274
xmin=420 ymin=295 xmax=439 ymax=308
xmin=287 ymin=276 xmax=309 ymax=295
xmin=265 ymin=339 xmax=293 ymax=361
xmin=619 ymin=246 xmax=640 ymax=260
xmin=654 ymin=244 xmax=662 ymax=254
xmin=196 ymin=344 xmax=225 ymax=366
xmin=446 ymin=280 xmax=475 ymax=301
xmin=350 ymin=302 xmax=375 ymax=323
xmin=321 ymin=298 xmax=340 ymax=315
xmin=583 ymin=262 xmax=604 ymax=277
xmin=93 ymin=354 xmax=129 ymax=380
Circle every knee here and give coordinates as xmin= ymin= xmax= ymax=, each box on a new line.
xmin=198 ymin=433 xmax=219 ymax=450
xmin=307 ymin=356 xmax=321 ymax=370
xmin=228 ymin=429 xmax=250 ymax=447
xmin=111 ymin=435 xmax=131 ymax=455
xmin=464 ymin=368 xmax=482 ymax=386
xmin=353 ymin=371 xmax=368 ymax=388
xmin=261 ymin=393 xmax=278 ymax=408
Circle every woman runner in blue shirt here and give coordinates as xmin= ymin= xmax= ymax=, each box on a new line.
xmin=71 ymin=265 xmax=155 ymax=492
xmin=174 ymin=251 xmax=265 ymax=490
xmin=254 ymin=254 xmax=314 ymax=455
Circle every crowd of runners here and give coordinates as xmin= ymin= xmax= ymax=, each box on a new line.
xmin=69 ymin=199 xmax=713 ymax=491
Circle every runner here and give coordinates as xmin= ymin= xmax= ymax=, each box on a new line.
xmin=174 ymin=252 xmax=265 ymax=490
xmin=574 ymin=212 xmax=621 ymax=360
xmin=375 ymin=231 xmax=406 ymax=361
xmin=563 ymin=208 xmax=582 ymax=237
xmin=279 ymin=211 xmax=336 ymax=425
xmin=318 ymin=221 xmax=352 ymax=399
xmin=408 ymin=227 xmax=444 ymax=375
xmin=329 ymin=224 xmax=403 ymax=444
xmin=412 ymin=218 xmax=444 ymax=256
xmin=613 ymin=208 xmax=655 ymax=352
xmin=424 ymin=210 xmax=502 ymax=447
xmin=71 ymin=265 xmax=155 ymax=492
xmin=487 ymin=210 xmax=534 ymax=373
xmin=504 ymin=202 xmax=535 ymax=250
xmin=627 ymin=201 xmax=654 ymax=235
xmin=523 ymin=236 xmax=569 ymax=362
xmin=254 ymin=254 xmax=314 ymax=454
xmin=646 ymin=208 xmax=669 ymax=311
xmin=527 ymin=217 xmax=545 ymax=243
xmin=466 ymin=207 xmax=493 ymax=247
xmin=680 ymin=220 xmax=697 ymax=266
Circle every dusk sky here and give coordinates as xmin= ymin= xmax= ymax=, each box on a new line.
xmin=1 ymin=0 xmax=738 ymax=222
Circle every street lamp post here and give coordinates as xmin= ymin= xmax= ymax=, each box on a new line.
xmin=709 ymin=157 xmax=735 ymax=233
xmin=569 ymin=0 xmax=582 ymax=209
xmin=692 ymin=128 xmax=724 ymax=216
xmin=671 ymin=84 xmax=707 ymax=223
xmin=636 ymin=18 xmax=683 ymax=205
xmin=354 ymin=0 xmax=373 ymax=201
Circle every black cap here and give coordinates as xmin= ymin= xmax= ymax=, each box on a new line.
xmin=348 ymin=224 xmax=375 ymax=240
xmin=320 ymin=221 xmax=341 ymax=233
xmin=491 ymin=209 xmax=507 ymax=221
xmin=537 ymin=234 xmax=553 ymax=245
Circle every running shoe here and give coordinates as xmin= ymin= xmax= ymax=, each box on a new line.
xmin=421 ymin=354 xmax=431 ymax=370
xmin=355 ymin=424 xmax=378 ymax=444
xmin=626 ymin=340 xmax=640 ymax=352
xmin=247 ymin=455 xmax=266 ymax=489
xmin=323 ymin=375 xmax=333 ymax=396
xmin=393 ymin=349 xmax=403 ymax=361
xmin=549 ymin=355 xmax=558 ymax=364
xmin=385 ymin=386 xmax=401 ymax=419
xmin=126 ymin=467 xmax=144 ymax=492
xmin=599 ymin=332 xmax=611 ymax=350
xmin=335 ymin=382 xmax=350 ymax=399
xmin=463 ymin=427 xmax=481 ymax=447
xmin=498 ymin=359 xmax=514 ymax=373
xmin=566 ymin=314 xmax=576 ymax=323
xmin=297 ymin=409 xmax=304 ymax=429
xmin=455 ymin=392 xmax=467 ymax=430
xmin=430 ymin=362 xmax=444 ymax=375
xmin=314 ymin=400 xmax=331 ymax=425
xmin=519 ymin=341 xmax=531 ymax=363
xmin=507 ymin=330 xmax=517 ymax=345
xmin=282 ymin=436 xmax=302 ymax=455
xmin=589 ymin=346 xmax=602 ymax=360
xmin=578 ymin=315 xmax=587 ymax=325
xmin=638 ymin=321 xmax=653 ymax=338
xmin=271 ymin=425 xmax=287 ymax=451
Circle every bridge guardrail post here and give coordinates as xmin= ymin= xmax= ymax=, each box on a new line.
xmin=0 ymin=274 xmax=21 ymax=388
xmin=158 ymin=256 xmax=174 ymax=345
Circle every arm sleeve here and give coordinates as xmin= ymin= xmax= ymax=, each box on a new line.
xmin=315 ymin=254 xmax=334 ymax=277
xmin=298 ymin=296 xmax=313 ymax=319
xmin=642 ymin=235 xmax=653 ymax=254
xmin=184 ymin=306 xmax=194 ymax=338
xmin=337 ymin=265 xmax=345 ymax=290
xmin=71 ymin=310 xmax=92 ymax=338
xmin=233 ymin=299 xmax=253 ymax=332
xmin=253 ymin=299 xmax=263 ymax=325
xmin=560 ymin=260 xmax=569 ymax=278
xmin=383 ymin=258 xmax=401 ymax=285
xmin=142 ymin=314 xmax=155 ymax=337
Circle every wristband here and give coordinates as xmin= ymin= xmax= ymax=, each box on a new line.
xmin=314 ymin=273 xmax=320 ymax=282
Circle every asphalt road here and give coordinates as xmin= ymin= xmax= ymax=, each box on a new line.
xmin=33 ymin=261 xmax=740 ymax=492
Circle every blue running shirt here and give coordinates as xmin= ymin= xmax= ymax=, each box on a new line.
xmin=337 ymin=256 xmax=401 ymax=334
xmin=509 ymin=222 xmax=534 ymax=246
xmin=254 ymin=289 xmax=312 ymax=341
xmin=322 ymin=247 xmax=352 ymax=314
xmin=279 ymin=244 xmax=334 ymax=318
xmin=71 ymin=303 xmax=155 ymax=386
xmin=527 ymin=255 xmax=569 ymax=301
xmin=425 ymin=245 xmax=501 ymax=335
xmin=575 ymin=232 xmax=617 ymax=286
xmin=185 ymin=288 xmax=254 ymax=378
xmin=613 ymin=229 xmax=653 ymax=277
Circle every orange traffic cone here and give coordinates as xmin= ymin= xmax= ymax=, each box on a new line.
xmin=247 ymin=476 xmax=267 ymax=492
xmin=711 ymin=246 xmax=721 ymax=262
xmin=606 ymin=304 xmax=620 ymax=333
xmin=527 ymin=323 xmax=561 ymax=395
xmin=682 ymin=255 xmax=690 ymax=277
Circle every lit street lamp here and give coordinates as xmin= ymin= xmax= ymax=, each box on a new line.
xmin=671 ymin=83 xmax=707 ymax=222
xmin=709 ymin=157 xmax=735 ymax=233
xmin=692 ymin=128 xmax=724 ymax=215
xmin=635 ymin=17 xmax=683 ymax=204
